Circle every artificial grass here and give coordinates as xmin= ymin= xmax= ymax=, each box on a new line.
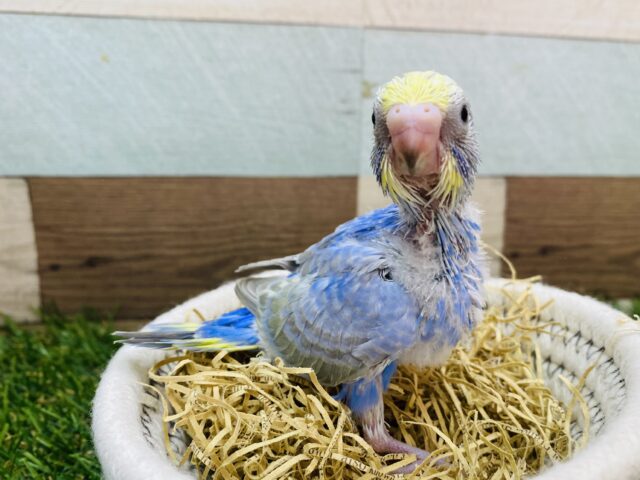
xmin=0 ymin=309 xmax=118 ymax=480
xmin=613 ymin=298 xmax=640 ymax=318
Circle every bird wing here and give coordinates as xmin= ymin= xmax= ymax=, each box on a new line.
xmin=236 ymin=241 xmax=421 ymax=387
xmin=235 ymin=204 xmax=403 ymax=275
xmin=235 ymin=254 xmax=300 ymax=273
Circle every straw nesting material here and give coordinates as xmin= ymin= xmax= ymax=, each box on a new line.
xmin=149 ymin=280 xmax=590 ymax=480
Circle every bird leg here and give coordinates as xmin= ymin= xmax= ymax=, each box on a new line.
xmin=347 ymin=375 xmax=430 ymax=474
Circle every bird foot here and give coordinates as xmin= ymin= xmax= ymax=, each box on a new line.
xmin=366 ymin=432 xmax=430 ymax=474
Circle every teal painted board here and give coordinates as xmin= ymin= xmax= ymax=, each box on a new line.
xmin=0 ymin=15 xmax=362 ymax=176
xmin=360 ymin=30 xmax=640 ymax=176
xmin=2 ymin=15 xmax=640 ymax=177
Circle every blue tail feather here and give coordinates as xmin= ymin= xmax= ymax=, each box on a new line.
xmin=197 ymin=307 xmax=259 ymax=345
xmin=115 ymin=307 xmax=259 ymax=352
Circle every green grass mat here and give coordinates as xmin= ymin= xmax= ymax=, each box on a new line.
xmin=0 ymin=310 xmax=118 ymax=480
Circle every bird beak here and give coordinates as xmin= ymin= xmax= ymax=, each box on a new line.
xmin=386 ymin=103 xmax=443 ymax=177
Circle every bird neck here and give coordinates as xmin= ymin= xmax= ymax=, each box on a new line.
xmin=401 ymin=201 xmax=480 ymax=280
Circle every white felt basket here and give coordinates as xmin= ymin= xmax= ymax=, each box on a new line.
xmin=92 ymin=278 xmax=640 ymax=480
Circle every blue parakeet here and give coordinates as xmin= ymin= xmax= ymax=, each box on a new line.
xmin=117 ymin=71 xmax=485 ymax=472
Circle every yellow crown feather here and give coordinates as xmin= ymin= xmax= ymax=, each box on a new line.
xmin=379 ymin=71 xmax=458 ymax=113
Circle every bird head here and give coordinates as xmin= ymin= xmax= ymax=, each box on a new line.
xmin=371 ymin=71 xmax=480 ymax=219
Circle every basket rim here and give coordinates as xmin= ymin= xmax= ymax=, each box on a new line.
xmin=92 ymin=278 xmax=640 ymax=480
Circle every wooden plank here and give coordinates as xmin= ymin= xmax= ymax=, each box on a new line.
xmin=504 ymin=177 xmax=640 ymax=297
xmin=0 ymin=178 xmax=40 ymax=322
xmin=0 ymin=1 xmax=365 ymax=27
xmin=29 ymin=177 xmax=357 ymax=318
xmin=471 ymin=177 xmax=507 ymax=277
xmin=356 ymin=175 xmax=506 ymax=276
xmin=364 ymin=0 xmax=640 ymax=43
xmin=356 ymin=175 xmax=388 ymax=216
xmin=1 ymin=1 xmax=639 ymax=42
xmin=362 ymin=30 xmax=640 ymax=177
xmin=0 ymin=15 xmax=362 ymax=176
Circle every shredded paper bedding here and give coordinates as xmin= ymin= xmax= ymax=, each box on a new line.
xmin=149 ymin=280 xmax=590 ymax=479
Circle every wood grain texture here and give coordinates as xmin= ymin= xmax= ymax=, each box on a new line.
xmin=357 ymin=175 xmax=506 ymax=276
xmin=1 ymin=0 xmax=639 ymax=42
xmin=29 ymin=177 xmax=357 ymax=318
xmin=0 ymin=178 xmax=40 ymax=322
xmin=504 ymin=177 xmax=640 ymax=297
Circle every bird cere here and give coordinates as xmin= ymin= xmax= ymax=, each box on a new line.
xmin=116 ymin=71 xmax=586 ymax=477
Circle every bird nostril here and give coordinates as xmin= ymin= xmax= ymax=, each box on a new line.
xmin=395 ymin=107 xmax=400 ymax=113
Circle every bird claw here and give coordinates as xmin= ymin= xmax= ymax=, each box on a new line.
xmin=365 ymin=432 xmax=431 ymax=474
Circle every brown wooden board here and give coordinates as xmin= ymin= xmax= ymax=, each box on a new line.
xmin=29 ymin=177 xmax=357 ymax=318
xmin=504 ymin=177 xmax=640 ymax=298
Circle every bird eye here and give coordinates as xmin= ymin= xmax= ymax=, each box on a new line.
xmin=378 ymin=267 xmax=393 ymax=281
xmin=371 ymin=111 xmax=376 ymax=126
xmin=460 ymin=105 xmax=469 ymax=123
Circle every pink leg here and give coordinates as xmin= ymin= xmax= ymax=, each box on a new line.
xmin=353 ymin=377 xmax=430 ymax=474
xmin=364 ymin=428 xmax=429 ymax=474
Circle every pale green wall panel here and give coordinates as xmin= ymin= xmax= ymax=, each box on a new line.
xmin=360 ymin=30 xmax=640 ymax=176
xmin=0 ymin=15 xmax=362 ymax=176
xmin=1 ymin=14 xmax=639 ymax=176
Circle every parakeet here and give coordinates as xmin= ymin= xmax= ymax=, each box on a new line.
xmin=116 ymin=71 xmax=485 ymax=472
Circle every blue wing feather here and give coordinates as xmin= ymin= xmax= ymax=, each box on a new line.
xmin=253 ymin=242 xmax=421 ymax=387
